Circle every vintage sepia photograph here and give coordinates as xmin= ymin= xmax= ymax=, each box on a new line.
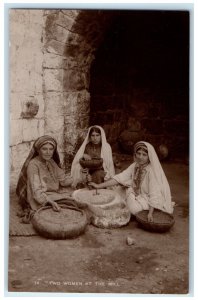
xmin=8 ymin=6 xmax=190 ymax=295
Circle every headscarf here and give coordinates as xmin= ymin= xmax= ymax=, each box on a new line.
xmin=133 ymin=141 xmax=173 ymax=214
xmin=134 ymin=142 xmax=148 ymax=155
xmin=71 ymin=125 xmax=115 ymax=187
xmin=16 ymin=135 xmax=60 ymax=209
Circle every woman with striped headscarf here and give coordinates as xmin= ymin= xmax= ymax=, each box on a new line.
xmin=88 ymin=141 xmax=174 ymax=222
xmin=16 ymin=135 xmax=72 ymax=215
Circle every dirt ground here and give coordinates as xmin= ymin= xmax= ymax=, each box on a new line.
xmin=7 ymin=160 xmax=190 ymax=295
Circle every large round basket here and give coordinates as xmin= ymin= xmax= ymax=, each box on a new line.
xmin=31 ymin=204 xmax=87 ymax=239
xmin=136 ymin=210 xmax=175 ymax=233
xmin=79 ymin=158 xmax=103 ymax=170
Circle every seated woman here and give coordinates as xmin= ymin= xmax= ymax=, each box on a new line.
xmin=16 ymin=135 xmax=72 ymax=218
xmin=88 ymin=141 xmax=174 ymax=222
xmin=71 ymin=125 xmax=115 ymax=188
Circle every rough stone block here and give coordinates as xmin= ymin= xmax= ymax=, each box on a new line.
xmin=10 ymin=93 xmax=24 ymax=120
xmin=43 ymin=52 xmax=64 ymax=69
xmin=45 ymin=116 xmax=65 ymax=151
xmin=63 ymin=91 xmax=90 ymax=115
xmin=10 ymin=41 xmax=43 ymax=94
xmin=61 ymin=10 xmax=80 ymax=20
xmin=44 ymin=92 xmax=64 ymax=117
xmin=67 ymin=32 xmax=83 ymax=46
xmin=10 ymin=10 xmax=43 ymax=81
xmin=43 ymin=69 xmax=63 ymax=92
xmin=63 ymin=70 xmax=86 ymax=91
xmin=22 ymin=119 xmax=41 ymax=142
xmin=45 ymin=116 xmax=65 ymax=135
xmin=38 ymin=119 xmax=45 ymax=136
xmin=35 ymin=94 xmax=45 ymax=119
xmin=48 ymin=24 xmax=70 ymax=44
xmin=10 ymin=120 xmax=23 ymax=146
xmin=55 ymin=12 xmax=74 ymax=31
xmin=45 ymin=39 xmax=66 ymax=57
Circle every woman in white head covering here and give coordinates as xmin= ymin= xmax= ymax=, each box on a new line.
xmin=71 ymin=125 xmax=115 ymax=188
xmin=88 ymin=141 xmax=174 ymax=222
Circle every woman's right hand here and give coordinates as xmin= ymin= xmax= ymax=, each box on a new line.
xmin=47 ymin=200 xmax=61 ymax=212
xmin=88 ymin=182 xmax=99 ymax=189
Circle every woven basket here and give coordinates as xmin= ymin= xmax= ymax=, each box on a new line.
xmin=136 ymin=209 xmax=175 ymax=233
xmin=31 ymin=204 xmax=87 ymax=239
xmin=79 ymin=158 xmax=103 ymax=170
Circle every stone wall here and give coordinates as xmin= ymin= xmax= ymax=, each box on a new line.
xmin=10 ymin=9 xmax=45 ymax=188
xmin=10 ymin=9 xmax=90 ymax=189
xmin=9 ymin=9 xmax=115 ymax=189
xmin=9 ymin=9 xmax=189 ymax=191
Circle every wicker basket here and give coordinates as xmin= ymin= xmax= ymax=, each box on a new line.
xmin=136 ymin=210 xmax=175 ymax=233
xmin=31 ymin=204 xmax=87 ymax=239
xmin=79 ymin=158 xmax=103 ymax=170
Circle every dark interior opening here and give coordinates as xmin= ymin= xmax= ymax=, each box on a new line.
xmin=89 ymin=10 xmax=189 ymax=161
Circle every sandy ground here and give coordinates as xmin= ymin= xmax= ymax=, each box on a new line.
xmin=7 ymin=161 xmax=189 ymax=295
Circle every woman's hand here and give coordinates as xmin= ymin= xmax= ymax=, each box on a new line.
xmin=86 ymin=174 xmax=92 ymax=182
xmin=88 ymin=182 xmax=99 ymax=189
xmin=47 ymin=200 xmax=61 ymax=212
xmin=83 ymin=154 xmax=92 ymax=161
xmin=126 ymin=187 xmax=135 ymax=198
xmin=81 ymin=168 xmax=89 ymax=174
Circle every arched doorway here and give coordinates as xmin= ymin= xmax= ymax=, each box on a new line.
xmin=89 ymin=10 xmax=189 ymax=160
xmin=43 ymin=10 xmax=118 ymax=170
xmin=43 ymin=9 xmax=189 ymax=170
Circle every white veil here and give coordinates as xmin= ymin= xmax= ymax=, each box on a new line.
xmin=138 ymin=141 xmax=174 ymax=214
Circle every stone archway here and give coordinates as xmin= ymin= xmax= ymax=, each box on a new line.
xmin=43 ymin=10 xmax=117 ymax=170
xmin=9 ymin=9 xmax=189 ymax=188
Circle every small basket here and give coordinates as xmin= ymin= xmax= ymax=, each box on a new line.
xmin=79 ymin=158 xmax=103 ymax=170
xmin=31 ymin=203 xmax=87 ymax=239
xmin=136 ymin=210 xmax=175 ymax=233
